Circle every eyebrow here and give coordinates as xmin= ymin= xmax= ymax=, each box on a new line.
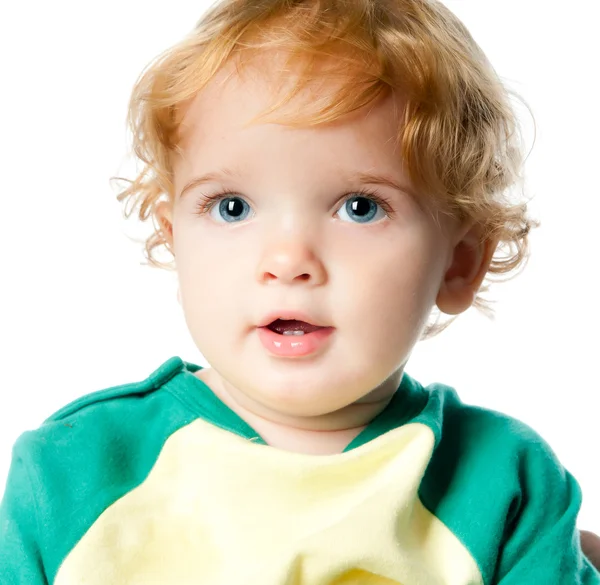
xmin=350 ymin=171 xmax=417 ymax=199
xmin=179 ymin=167 xmax=241 ymax=199
xmin=178 ymin=168 xmax=416 ymax=199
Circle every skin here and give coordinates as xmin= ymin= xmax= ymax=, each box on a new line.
xmin=581 ymin=531 xmax=600 ymax=569
xmin=156 ymin=55 xmax=600 ymax=568
xmin=156 ymin=56 xmax=491 ymax=455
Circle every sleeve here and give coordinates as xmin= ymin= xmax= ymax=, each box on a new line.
xmin=0 ymin=436 xmax=49 ymax=585
xmin=494 ymin=439 xmax=600 ymax=584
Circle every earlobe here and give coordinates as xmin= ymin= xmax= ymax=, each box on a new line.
xmin=436 ymin=226 xmax=497 ymax=316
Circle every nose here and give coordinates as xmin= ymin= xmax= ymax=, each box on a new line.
xmin=256 ymin=238 xmax=327 ymax=286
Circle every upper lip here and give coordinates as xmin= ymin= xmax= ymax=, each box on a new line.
xmin=257 ymin=311 xmax=331 ymax=328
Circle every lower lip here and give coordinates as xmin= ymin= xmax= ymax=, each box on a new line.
xmin=256 ymin=326 xmax=334 ymax=357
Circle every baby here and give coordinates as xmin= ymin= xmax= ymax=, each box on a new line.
xmin=1 ymin=0 xmax=599 ymax=583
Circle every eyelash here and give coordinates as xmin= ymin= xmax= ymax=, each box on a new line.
xmin=192 ymin=187 xmax=396 ymax=220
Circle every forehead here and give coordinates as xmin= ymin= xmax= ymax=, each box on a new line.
xmin=175 ymin=54 xmax=405 ymax=166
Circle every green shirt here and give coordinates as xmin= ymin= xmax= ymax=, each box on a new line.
xmin=1 ymin=356 xmax=598 ymax=584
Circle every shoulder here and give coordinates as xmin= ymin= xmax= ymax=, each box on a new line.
xmin=5 ymin=356 xmax=198 ymax=581
xmin=411 ymin=378 xmax=579 ymax=583
xmin=15 ymin=356 xmax=192 ymax=457
xmin=44 ymin=356 xmax=187 ymax=423
xmin=414 ymin=379 xmax=565 ymax=514
xmin=415 ymin=379 xmax=559 ymax=471
xmin=15 ymin=355 xmax=196 ymax=475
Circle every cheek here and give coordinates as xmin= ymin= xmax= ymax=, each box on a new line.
xmin=174 ymin=220 xmax=236 ymax=279
xmin=339 ymin=232 xmax=444 ymax=337
xmin=173 ymin=225 xmax=260 ymax=345
xmin=174 ymin=229 xmax=228 ymax=313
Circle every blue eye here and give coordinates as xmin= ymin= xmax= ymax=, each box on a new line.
xmin=209 ymin=196 xmax=251 ymax=223
xmin=194 ymin=189 xmax=393 ymax=224
xmin=337 ymin=196 xmax=387 ymax=224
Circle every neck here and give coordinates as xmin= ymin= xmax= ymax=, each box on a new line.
xmin=195 ymin=368 xmax=401 ymax=455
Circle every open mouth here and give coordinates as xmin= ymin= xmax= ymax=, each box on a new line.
xmin=257 ymin=317 xmax=334 ymax=357
xmin=265 ymin=319 xmax=325 ymax=336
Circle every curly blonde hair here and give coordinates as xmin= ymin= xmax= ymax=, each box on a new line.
xmin=113 ymin=0 xmax=537 ymax=337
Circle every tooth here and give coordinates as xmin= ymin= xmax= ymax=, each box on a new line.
xmin=282 ymin=330 xmax=305 ymax=336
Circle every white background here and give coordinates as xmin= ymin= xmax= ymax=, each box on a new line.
xmin=0 ymin=1 xmax=598 ymax=531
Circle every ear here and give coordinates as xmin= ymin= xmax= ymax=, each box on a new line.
xmin=436 ymin=224 xmax=497 ymax=316
xmin=155 ymin=200 xmax=174 ymax=249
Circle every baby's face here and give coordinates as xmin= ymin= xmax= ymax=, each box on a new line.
xmin=166 ymin=58 xmax=457 ymax=418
